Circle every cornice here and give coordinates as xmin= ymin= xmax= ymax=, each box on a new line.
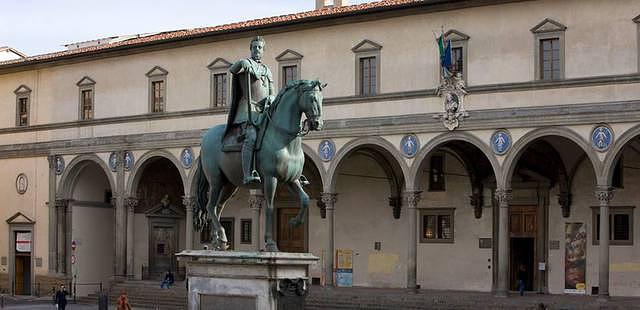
xmin=1 ymin=99 xmax=640 ymax=159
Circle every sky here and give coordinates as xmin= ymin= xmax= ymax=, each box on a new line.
xmin=1 ymin=0 xmax=373 ymax=56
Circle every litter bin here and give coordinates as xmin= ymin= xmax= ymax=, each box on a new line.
xmin=98 ymin=292 xmax=109 ymax=310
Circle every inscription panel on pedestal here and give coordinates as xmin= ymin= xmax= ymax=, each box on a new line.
xmin=200 ymin=294 xmax=256 ymax=310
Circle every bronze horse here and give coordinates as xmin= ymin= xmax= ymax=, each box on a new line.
xmin=194 ymin=80 xmax=324 ymax=251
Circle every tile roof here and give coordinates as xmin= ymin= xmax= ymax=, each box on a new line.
xmin=0 ymin=0 xmax=425 ymax=68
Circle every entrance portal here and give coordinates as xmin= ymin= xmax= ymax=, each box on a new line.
xmin=509 ymin=206 xmax=536 ymax=291
xmin=277 ymin=208 xmax=306 ymax=253
xmin=149 ymin=223 xmax=178 ymax=279
xmin=14 ymin=254 xmax=30 ymax=295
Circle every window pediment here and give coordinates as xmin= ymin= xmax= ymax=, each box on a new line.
xmin=444 ymin=29 xmax=470 ymax=41
xmin=76 ymin=76 xmax=96 ymax=86
xmin=13 ymin=85 xmax=32 ymax=95
xmin=634 ymin=14 xmax=640 ymax=23
xmin=530 ymin=18 xmax=567 ymax=33
xmin=6 ymin=212 xmax=35 ymax=224
xmin=207 ymin=58 xmax=232 ymax=71
xmin=145 ymin=65 xmax=169 ymax=77
xmin=276 ymin=49 xmax=303 ymax=61
xmin=351 ymin=39 xmax=382 ymax=53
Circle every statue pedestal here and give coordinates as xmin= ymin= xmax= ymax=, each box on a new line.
xmin=176 ymin=250 xmax=318 ymax=310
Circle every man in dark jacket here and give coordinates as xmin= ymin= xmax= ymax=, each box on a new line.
xmin=55 ymin=284 xmax=68 ymax=309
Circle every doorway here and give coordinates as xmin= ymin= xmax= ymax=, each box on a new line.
xmin=509 ymin=206 xmax=536 ymax=291
xmin=149 ymin=224 xmax=177 ymax=279
xmin=277 ymin=208 xmax=306 ymax=253
xmin=14 ymin=254 xmax=31 ymax=295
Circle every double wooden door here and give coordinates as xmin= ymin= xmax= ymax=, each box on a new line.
xmin=150 ymin=224 xmax=177 ymax=279
xmin=277 ymin=208 xmax=306 ymax=253
xmin=14 ymin=254 xmax=30 ymax=295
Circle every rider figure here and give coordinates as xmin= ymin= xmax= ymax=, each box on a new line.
xmin=226 ymin=36 xmax=275 ymax=185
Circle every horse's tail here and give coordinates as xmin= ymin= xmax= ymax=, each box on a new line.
xmin=194 ymin=156 xmax=209 ymax=231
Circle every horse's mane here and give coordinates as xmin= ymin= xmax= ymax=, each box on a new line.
xmin=268 ymin=79 xmax=322 ymax=114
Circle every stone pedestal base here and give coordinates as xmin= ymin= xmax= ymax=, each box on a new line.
xmin=176 ymin=250 xmax=318 ymax=310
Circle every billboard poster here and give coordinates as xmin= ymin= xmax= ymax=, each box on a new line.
xmin=564 ymin=223 xmax=586 ymax=294
xmin=336 ymin=249 xmax=353 ymax=287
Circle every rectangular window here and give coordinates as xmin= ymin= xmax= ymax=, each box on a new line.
xmin=213 ymin=73 xmax=227 ymax=107
xmin=81 ymin=89 xmax=93 ymax=120
xmin=359 ymin=56 xmax=377 ymax=96
xmin=428 ymin=154 xmax=445 ymax=191
xmin=282 ymin=65 xmax=297 ymax=88
xmin=17 ymin=97 xmax=28 ymax=126
xmin=240 ymin=219 xmax=252 ymax=244
xmin=540 ymin=38 xmax=560 ymax=80
xmin=152 ymin=80 xmax=165 ymax=112
xmin=420 ymin=209 xmax=454 ymax=243
xmin=451 ymin=47 xmax=463 ymax=76
xmin=593 ymin=207 xmax=634 ymax=245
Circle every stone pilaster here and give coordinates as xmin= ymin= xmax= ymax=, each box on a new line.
xmin=125 ymin=197 xmax=138 ymax=278
xmin=183 ymin=196 xmax=196 ymax=250
xmin=404 ymin=191 xmax=421 ymax=289
xmin=114 ymin=151 xmax=126 ymax=277
xmin=595 ymin=187 xmax=614 ymax=300
xmin=47 ymin=155 xmax=57 ymax=274
xmin=248 ymin=190 xmax=264 ymax=251
xmin=494 ymin=187 xmax=512 ymax=297
xmin=321 ymin=192 xmax=337 ymax=286
xmin=54 ymin=198 xmax=69 ymax=274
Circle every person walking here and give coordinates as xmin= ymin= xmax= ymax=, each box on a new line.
xmin=517 ymin=264 xmax=527 ymax=296
xmin=54 ymin=284 xmax=68 ymax=310
xmin=117 ymin=290 xmax=132 ymax=310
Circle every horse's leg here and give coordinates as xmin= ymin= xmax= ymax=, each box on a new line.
xmin=286 ymin=179 xmax=309 ymax=227
xmin=213 ymin=184 xmax=238 ymax=250
xmin=206 ymin=181 xmax=224 ymax=250
xmin=263 ymin=176 xmax=279 ymax=252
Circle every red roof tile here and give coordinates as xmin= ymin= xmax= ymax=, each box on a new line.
xmin=0 ymin=0 xmax=425 ymax=68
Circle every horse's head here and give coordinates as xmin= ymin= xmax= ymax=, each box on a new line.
xmin=298 ymin=80 xmax=325 ymax=131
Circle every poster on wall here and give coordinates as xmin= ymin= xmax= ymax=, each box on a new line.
xmin=336 ymin=249 xmax=353 ymax=287
xmin=16 ymin=232 xmax=32 ymax=253
xmin=564 ymin=223 xmax=587 ymax=294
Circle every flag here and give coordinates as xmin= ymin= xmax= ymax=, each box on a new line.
xmin=437 ymin=34 xmax=452 ymax=78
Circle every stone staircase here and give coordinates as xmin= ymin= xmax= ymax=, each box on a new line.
xmin=79 ymin=280 xmax=187 ymax=309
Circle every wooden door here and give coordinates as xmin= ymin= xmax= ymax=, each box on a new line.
xmin=509 ymin=206 xmax=537 ymax=291
xmin=151 ymin=225 xmax=176 ymax=278
xmin=14 ymin=255 xmax=24 ymax=295
xmin=277 ymin=208 xmax=305 ymax=253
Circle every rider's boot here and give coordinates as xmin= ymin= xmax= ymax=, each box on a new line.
xmin=242 ymin=139 xmax=261 ymax=185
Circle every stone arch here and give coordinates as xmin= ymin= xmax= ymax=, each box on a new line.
xmin=500 ymin=127 xmax=601 ymax=186
xmin=409 ymin=131 xmax=499 ymax=190
xmin=603 ymin=124 xmax=640 ymax=185
xmin=57 ymin=154 xmax=115 ymax=199
xmin=326 ymin=136 xmax=408 ymax=194
xmin=126 ymin=149 xmax=187 ymax=197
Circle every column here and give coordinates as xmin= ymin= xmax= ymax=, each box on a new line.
xmin=405 ymin=191 xmax=421 ymax=289
xmin=114 ymin=151 xmax=126 ymax=277
xmin=54 ymin=198 xmax=68 ymax=274
xmin=494 ymin=187 xmax=512 ymax=297
xmin=65 ymin=199 xmax=74 ymax=276
xmin=595 ymin=187 xmax=614 ymax=300
xmin=47 ymin=156 xmax=57 ymax=274
xmin=248 ymin=190 xmax=264 ymax=251
xmin=182 ymin=196 xmax=195 ymax=250
xmin=321 ymin=192 xmax=337 ymax=286
xmin=125 ymin=197 xmax=138 ymax=278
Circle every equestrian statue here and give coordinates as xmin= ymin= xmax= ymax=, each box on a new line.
xmin=193 ymin=36 xmax=325 ymax=251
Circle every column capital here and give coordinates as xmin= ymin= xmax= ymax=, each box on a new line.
xmin=182 ymin=195 xmax=196 ymax=211
xmin=494 ymin=188 xmax=512 ymax=207
xmin=47 ymin=155 xmax=56 ymax=169
xmin=595 ymin=187 xmax=614 ymax=206
xmin=125 ymin=197 xmax=139 ymax=211
xmin=320 ymin=192 xmax=337 ymax=209
xmin=403 ymin=191 xmax=421 ymax=208
xmin=388 ymin=196 xmax=402 ymax=219
xmin=54 ymin=198 xmax=69 ymax=208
